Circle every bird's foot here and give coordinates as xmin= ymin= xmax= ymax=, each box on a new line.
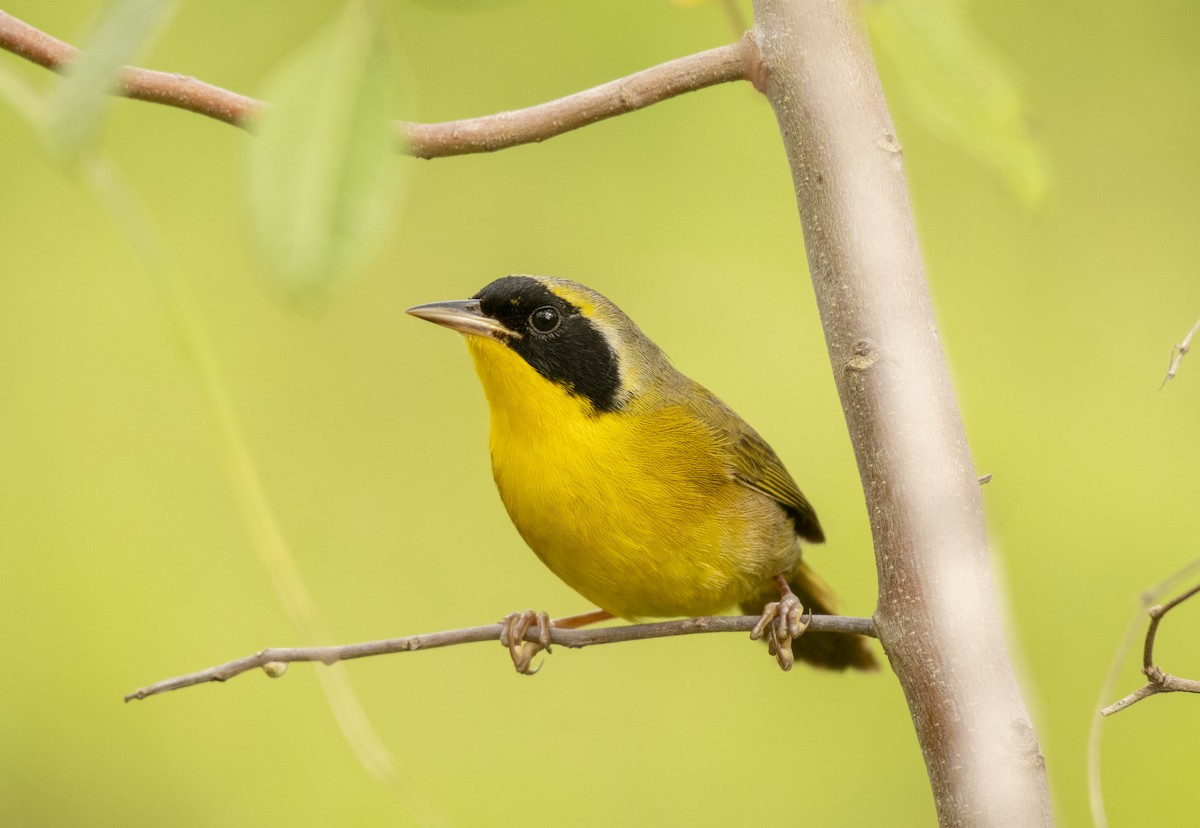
xmin=497 ymin=608 xmax=614 ymax=675
xmin=750 ymin=588 xmax=812 ymax=672
xmin=499 ymin=609 xmax=552 ymax=675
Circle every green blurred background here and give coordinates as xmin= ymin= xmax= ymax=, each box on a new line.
xmin=2 ymin=0 xmax=1198 ymax=824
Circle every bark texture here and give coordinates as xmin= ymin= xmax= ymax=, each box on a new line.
xmin=751 ymin=1 xmax=1053 ymax=824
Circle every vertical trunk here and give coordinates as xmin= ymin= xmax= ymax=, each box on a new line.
xmin=750 ymin=1 xmax=1052 ymax=824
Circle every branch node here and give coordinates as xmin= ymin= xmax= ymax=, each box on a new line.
xmin=844 ymin=339 xmax=878 ymax=373
xmin=1104 ymin=581 xmax=1200 ymax=716
xmin=876 ymin=131 xmax=903 ymax=154
xmin=737 ymin=30 xmax=766 ymax=94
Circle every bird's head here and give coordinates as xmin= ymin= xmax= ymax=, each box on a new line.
xmin=407 ymin=275 xmax=668 ymax=414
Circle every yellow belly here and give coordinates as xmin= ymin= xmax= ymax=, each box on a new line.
xmin=467 ymin=336 xmax=797 ymax=619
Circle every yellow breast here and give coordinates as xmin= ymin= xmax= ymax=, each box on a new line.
xmin=466 ymin=335 xmax=797 ymax=619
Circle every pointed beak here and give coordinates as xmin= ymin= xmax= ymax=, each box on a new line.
xmin=405 ymin=299 xmax=520 ymax=339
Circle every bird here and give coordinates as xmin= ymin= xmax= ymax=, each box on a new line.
xmin=407 ymin=275 xmax=876 ymax=673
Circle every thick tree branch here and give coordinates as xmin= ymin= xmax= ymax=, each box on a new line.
xmin=1102 ymin=582 xmax=1200 ymax=716
xmin=751 ymin=1 xmax=1051 ymax=824
xmin=0 ymin=10 xmax=753 ymax=159
xmin=125 ymin=614 xmax=876 ymax=702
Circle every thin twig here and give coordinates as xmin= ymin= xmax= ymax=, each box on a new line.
xmin=1160 ymin=317 xmax=1200 ymax=388
xmin=1101 ymin=582 xmax=1200 ymax=716
xmin=0 ymin=10 xmax=754 ymax=159
xmin=1101 ymin=673 xmax=1200 ymax=716
xmin=126 ymin=613 xmax=876 ymax=701
xmin=1088 ymin=556 xmax=1200 ymax=827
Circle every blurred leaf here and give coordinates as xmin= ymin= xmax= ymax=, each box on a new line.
xmin=246 ymin=1 xmax=405 ymax=304
xmin=868 ymin=0 xmax=1051 ymax=208
xmin=47 ymin=0 xmax=176 ymax=161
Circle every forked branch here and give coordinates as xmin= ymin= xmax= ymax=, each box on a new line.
xmin=1102 ymin=582 xmax=1200 ymax=716
xmin=125 ymin=613 xmax=875 ymax=702
xmin=0 ymin=10 xmax=755 ymax=159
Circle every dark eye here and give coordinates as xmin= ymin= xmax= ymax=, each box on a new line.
xmin=529 ymin=305 xmax=561 ymax=334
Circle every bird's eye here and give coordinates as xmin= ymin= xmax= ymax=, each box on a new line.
xmin=529 ymin=305 xmax=561 ymax=334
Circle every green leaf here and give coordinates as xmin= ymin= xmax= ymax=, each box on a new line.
xmin=246 ymin=1 xmax=405 ymax=304
xmin=867 ymin=0 xmax=1051 ymax=208
xmin=47 ymin=0 xmax=176 ymax=161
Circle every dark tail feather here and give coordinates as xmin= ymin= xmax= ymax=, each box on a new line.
xmin=740 ymin=561 xmax=878 ymax=672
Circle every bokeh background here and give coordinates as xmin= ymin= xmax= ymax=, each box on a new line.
xmin=3 ymin=1 xmax=1199 ymax=825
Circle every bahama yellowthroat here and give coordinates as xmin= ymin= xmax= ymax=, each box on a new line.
xmin=408 ymin=276 xmax=875 ymax=673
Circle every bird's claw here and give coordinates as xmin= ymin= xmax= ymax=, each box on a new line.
xmin=499 ymin=609 xmax=552 ymax=675
xmin=750 ymin=593 xmax=811 ymax=672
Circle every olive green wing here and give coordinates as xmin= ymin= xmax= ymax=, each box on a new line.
xmin=729 ymin=428 xmax=825 ymax=543
xmin=682 ymin=382 xmax=825 ymax=543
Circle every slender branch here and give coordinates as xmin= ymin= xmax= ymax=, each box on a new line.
xmin=0 ymin=10 xmax=260 ymax=125
xmin=1160 ymin=317 xmax=1200 ymax=388
xmin=0 ymin=10 xmax=754 ymax=159
xmin=1102 ymin=674 xmax=1200 ymax=717
xmin=125 ymin=614 xmax=876 ymax=702
xmin=1101 ymin=582 xmax=1200 ymax=716
xmin=401 ymin=36 xmax=754 ymax=157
